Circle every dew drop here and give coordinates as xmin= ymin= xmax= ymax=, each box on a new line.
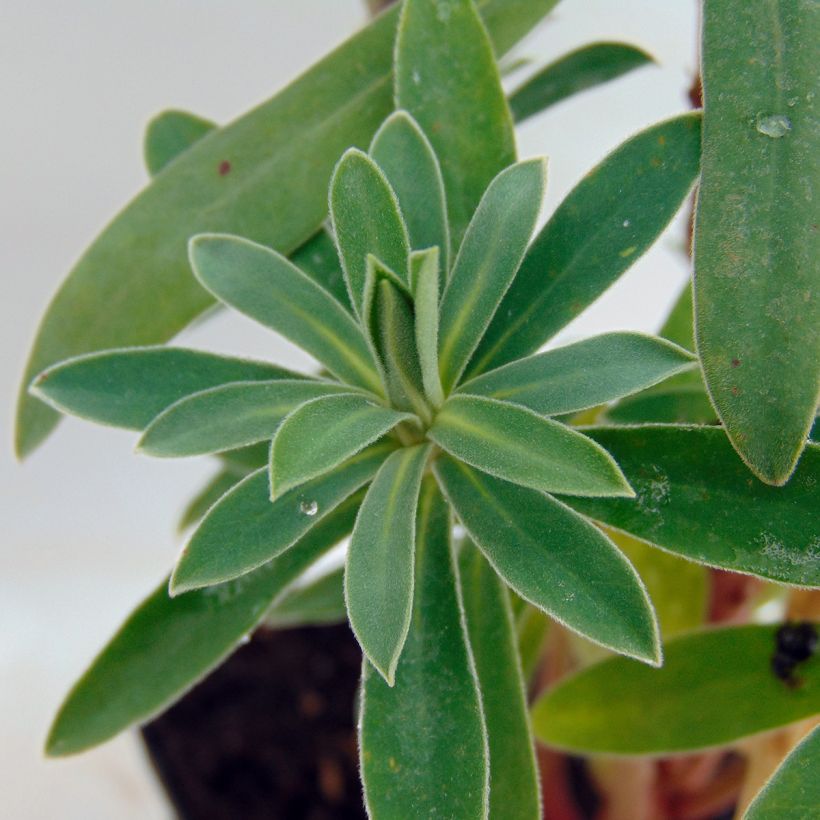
xmin=755 ymin=113 xmax=792 ymax=138
xmin=622 ymin=219 xmax=631 ymax=228
xmin=238 ymin=634 xmax=251 ymax=646
xmin=300 ymin=500 xmax=319 ymax=517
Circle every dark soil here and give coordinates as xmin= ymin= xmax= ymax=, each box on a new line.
xmin=142 ymin=624 xmax=366 ymax=820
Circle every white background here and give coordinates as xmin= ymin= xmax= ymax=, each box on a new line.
xmin=1 ymin=1 xmax=697 ymax=816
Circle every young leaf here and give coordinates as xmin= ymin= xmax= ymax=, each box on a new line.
xmin=744 ymin=725 xmax=820 ymax=820
xmin=411 ymin=248 xmax=445 ymax=408
xmin=438 ymin=159 xmax=546 ymax=392
xmin=510 ymin=42 xmax=654 ymax=123
xmin=467 ymin=113 xmax=702 ymax=377
xmin=329 ymin=148 xmax=410 ymax=314
xmin=172 ymin=443 xmax=392 ymax=594
xmin=695 ymin=0 xmax=819 ymax=485
xmin=30 ymin=346 xmax=296 ymax=431
xmin=346 ymin=444 xmax=431 ymax=684
xmin=429 ymin=395 xmax=633 ymax=497
xmin=435 ymin=455 xmax=660 ymax=665
xmin=177 ymin=469 xmax=240 ymax=533
xmin=290 ymin=228 xmax=352 ymax=311
xmin=458 ymin=332 xmax=695 ymax=416
xmin=563 ymin=427 xmax=820 ymax=587
xmin=138 ymin=379 xmax=356 ymax=458
xmin=189 ymin=234 xmax=382 ymax=394
xmin=360 ymin=477 xmax=488 ymax=819
xmin=370 ymin=111 xmax=450 ymax=271
xmin=263 ymin=567 xmax=347 ymax=629
xmin=531 ymin=624 xmax=820 ymax=755
xmin=270 ymin=394 xmax=412 ymax=497
xmin=459 ymin=541 xmax=541 ymax=820
xmin=395 ymin=0 xmax=516 ymax=247
xmin=143 ymin=109 xmax=216 ymax=175
xmin=45 ymin=494 xmax=361 ymax=757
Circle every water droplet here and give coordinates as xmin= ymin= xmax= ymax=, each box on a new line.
xmin=239 ymin=634 xmax=251 ymax=646
xmin=622 ymin=219 xmax=631 ymax=228
xmin=755 ymin=113 xmax=792 ymax=138
xmin=300 ymin=500 xmax=319 ymax=517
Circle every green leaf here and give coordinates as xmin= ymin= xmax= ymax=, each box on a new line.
xmin=694 ymin=0 xmax=819 ymax=485
xmin=395 ymin=0 xmax=516 ymax=247
xmin=346 ymin=444 xmax=431 ymax=684
xmin=172 ymin=443 xmax=392 ymax=594
xmin=270 ymin=394 xmax=412 ymax=497
xmin=510 ymin=42 xmax=654 ymax=123
xmin=219 ymin=441 xmax=271 ymax=474
xmin=360 ymin=477 xmax=488 ymax=819
xmin=30 ymin=346 xmax=296 ymax=431
xmin=517 ymin=604 xmax=551 ymax=687
xmin=563 ymin=427 xmax=820 ymax=586
xmin=45 ymin=494 xmax=361 ymax=757
xmin=370 ymin=111 xmax=450 ymax=271
xmin=290 ymin=228 xmax=351 ymax=311
xmin=438 ymin=159 xmax=546 ymax=392
xmin=263 ymin=567 xmax=347 ymax=629
xmin=744 ymin=725 xmax=820 ymax=820
xmin=330 ymin=148 xmax=410 ymax=315
xmin=177 ymin=469 xmax=240 ymax=532
xmin=459 ymin=541 xmax=541 ymax=820
xmin=411 ymin=248 xmax=445 ymax=408
xmin=429 ymin=395 xmax=633 ymax=497
xmin=138 ymin=379 xmax=355 ymax=458
xmin=435 ymin=455 xmax=660 ymax=665
xmin=15 ymin=0 xmax=553 ymax=459
xmin=531 ymin=624 xmax=820 ymax=755
xmin=459 ymin=332 xmax=695 ymax=416
xmin=605 ymin=382 xmax=718 ymax=425
xmin=660 ymin=280 xmax=695 ymax=350
xmin=189 ymin=234 xmax=382 ymax=394
xmin=467 ymin=113 xmax=702 ymax=377
xmin=143 ymin=109 xmax=216 ymax=175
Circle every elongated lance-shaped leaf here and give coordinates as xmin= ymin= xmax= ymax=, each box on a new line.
xmin=411 ymin=248 xmax=445 ymax=408
xmin=219 ymin=441 xmax=271 ymax=474
xmin=438 ymin=159 xmax=546 ymax=392
xmin=744 ymin=724 xmax=820 ymax=820
xmin=370 ymin=111 xmax=450 ymax=271
xmin=189 ymin=235 xmax=382 ymax=394
xmin=177 ymin=469 xmax=240 ymax=533
xmin=360 ymin=477 xmax=488 ymax=819
xmin=395 ymin=0 xmax=516 ymax=248
xmin=429 ymin=395 xmax=633 ymax=497
xmin=46 ymin=493 xmax=362 ymax=757
xmin=172 ymin=443 xmax=393 ymax=594
xmin=563 ymin=427 xmax=820 ymax=587
xmin=510 ymin=42 xmax=654 ymax=123
xmin=436 ymin=456 xmax=660 ymax=665
xmin=138 ymin=379 xmax=358 ymax=458
xmin=467 ymin=114 xmax=702 ymax=378
xmin=16 ymin=0 xmax=556 ymax=459
xmin=532 ymin=624 xmax=820 ymax=756
xmin=459 ymin=332 xmax=695 ymax=416
xmin=606 ymin=382 xmax=718 ymax=425
xmin=695 ymin=0 xmax=820 ymax=486
xmin=459 ymin=541 xmax=541 ymax=820
xmin=270 ymin=394 xmax=413 ymax=498
xmin=263 ymin=567 xmax=347 ymax=629
xmin=30 ymin=347 xmax=297 ymax=431
xmin=346 ymin=444 xmax=431 ymax=684
xmin=290 ymin=228 xmax=351 ymax=311
xmin=330 ymin=148 xmax=410 ymax=315
xmin=144 ymin=109 xmax=216 ymax=175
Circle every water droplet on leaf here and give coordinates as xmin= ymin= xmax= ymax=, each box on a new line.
xmin=755 ymin=114 xmax=792 ymax=138
xmin=300 ymin=500 xmax=319 ymax=516
xmin=622 ymin=219 xmax=631 ymax=228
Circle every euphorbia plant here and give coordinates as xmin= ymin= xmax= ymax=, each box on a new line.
xmin=18 ymin=0 xmax=818 ymax=816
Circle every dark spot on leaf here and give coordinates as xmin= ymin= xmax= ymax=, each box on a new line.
xmin=218 ymin=160 xmax=232 ymax=176
xmin=730 ymin=386 xmax=741 ymax=396
xmin=771 ymin=622 xmax=818 ymax=687
xmin=731 ymin=358 xmax=741 ymax=368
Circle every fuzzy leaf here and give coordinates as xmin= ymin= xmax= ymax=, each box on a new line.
xmin=370 ymin=111 xmax=450 ymax=271
xmin=172 ymin=443 xmax=392 ymax=593
xmin=177 ymin=469 xmax=241 ymax=533
xmin=605 ymin=383 xmax=718 ymax=425
xmin=467 ymin=114 xmax=702 ymax=377
xmin=346 ymin=444 xmax=431 ymax=684
xmin=143 ymin=109 xmax=216 ymax=175
xmin=270 ymin=394 xmax=412 ymax=497
xmin=459 ymin=332 xmax=695 ymax=416
xmin=30 ymin=347 xmax=296 ymax=431
xmin=695 ymin=0 xmax=820 ymax=485
xmin=395 ymin=0 xmax=516 ymax=247
xmin=564 ymin=427 xmax=820 ymax=587
xmin=411 ymin=248 xmax=445 ymax=408
xmin=532 ymin=624 xmax=820 ymax=755
xmin=290 ymin=228 xmax=351 ymax=311
xmin=264 ymin=568 xmax=347 ymax=629
xmin=189 ymin=235 xmax=382 ymax=394
xmin=459 ymin=541 xmax=541 ymax=819
xmin=138 ymin=379 xmax=355 ymax=458
xmin=438 ymin=159 xmax=546 ymax=392
xmin=510 ymin=42 xmax=654 ymax=123
xmin=435 ymin=455 xmax=660 ymax=665
xmin=45 ymin=495 xmax=361 ymax=757
xmin=429 ymin=395 xmax=633 ymax=497
xmin=360 ymin=477 xmax=488 ymax=818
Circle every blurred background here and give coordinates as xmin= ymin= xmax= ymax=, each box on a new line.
xmin=1 ymin=1 xmax=697 ymax=816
